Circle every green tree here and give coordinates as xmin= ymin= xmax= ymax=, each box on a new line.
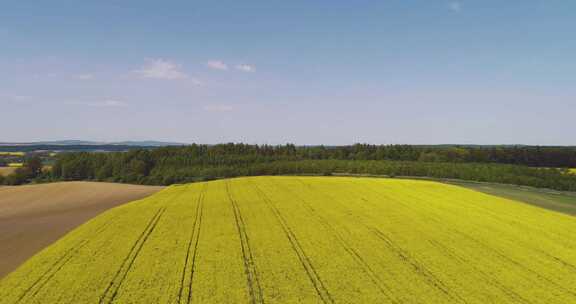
xmin=418 ymin=152 xmax=443 ymax=162
xmin=4 ymin=170 xmax=29 ymax=185
xmin=24 ymin=156 xmax=43 ymax=178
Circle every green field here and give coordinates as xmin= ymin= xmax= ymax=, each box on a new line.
xmin=2 ymin=177 xmax=576 ymax=303
xmin=452 ymin=181 xmax=576 ymax=216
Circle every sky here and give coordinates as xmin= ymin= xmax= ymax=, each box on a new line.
xmin=1 ymin=0 xmax=575 ymax=145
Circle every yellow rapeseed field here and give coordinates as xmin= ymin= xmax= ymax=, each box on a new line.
xmin=1 ymin=176 xmax=575 ymax=303
xmin=0 ymin=152 xmax=25 ymax=156
xmin=569 ymin=168 xmax=576 ymax=175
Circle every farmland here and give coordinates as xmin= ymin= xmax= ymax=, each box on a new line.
xmin=0 ymin=182 xmax=164 ymax=278
xmin=1 ymin=176 xmax=575 ymax=303
xmin=0 ymin=152 xmax=25 ymax=157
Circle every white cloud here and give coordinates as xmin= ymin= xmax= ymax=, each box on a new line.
xmin=203 ymin=104 xmax=234 ymax=112
xmin=10 ymin=95 xmax=31 ymax=102
xmin=33 ymin=73 xmax=57 ymax=79
xmin=448 ymin=1 xmax=462 ymax=12
xmin=68 ymin=99 xmax=127 ymax=107
xmin=190 ymin=78 xmax=204 ymax=86
xmin=206 ymin=60 xmax=229 ymax=71
xmin=75 ymin=74 xmax=95 ymax=80
xmin=135 ymin=59 xmax=188 ymax=80
xmin=99 ymin=99 xmax=127 ymax=107
xmin=1 ymin=94 xmax=31 ymax=103
xmin=235 ymin=64 xmax=256 ymax=72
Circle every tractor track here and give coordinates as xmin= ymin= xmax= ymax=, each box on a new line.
xmin=451 ymin=229 xmax=576 ymax=299
xmin=271 ymin=179 xmax=399 ymax=304
xmin=368 ymin=181 xmax=576 ymax=300
xmin=427 ymin=239 xmax=533 ymax=304
xmin=301 ymin=178 xmax=469 ymax=303
xmin=14 ymin=215 xmax=118 ymax=303
xmin=226 ymin=181 xmax=264 ymax=304
xmin=98 ymin=188 xmax=190 ymax=304
xmin=98 ymin=206 xmax=167 ymax=304
xmin=178 ymin=184 xmax=207 ymax=304
xmin=15 ymin=240 xmax=89 ymax=303
xmin=371 ymin=227 xmax=469 ymax=304
xmin=251 ymin=182 xmax=334 ymax=304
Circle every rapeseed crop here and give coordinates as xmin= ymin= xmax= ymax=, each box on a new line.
xmin=0 ymin=152 xmax=25 ymax=156
xmin=1 ymin=177 xmax=575 ymax=303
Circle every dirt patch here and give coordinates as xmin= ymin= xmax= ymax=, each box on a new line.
xmin=0 ymin=181 xmax=164 ymax=278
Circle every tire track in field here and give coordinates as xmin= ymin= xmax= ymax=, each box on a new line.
xmin=374 ymin=182 xmax=576 ymax=298
xmin=98 ymin=206 xmax=167 ymax=304
xmin=450 ymin=229 xmax=576 ymax=299
xmin=370 ymin=228 xmax=468 ymax=304
xmin=225 ymin=181 xmax=264 ymax=304
xmin=299 ymin=180 xmax=466 ymax=303
xmin=325 ymin=179 xmax=473 ymax=303
xmin=325 ymin=180 xmax=473 ymax=303
xmin=427 ymin=239 xmax=533 ymax=304
xmin=536 ymin=250 xmax=576 ymax=274
xmin=251 ymin=182 xmax=335 ymax=304
xmin=400 ymin=184 xmax=575 ymax=252
xmin=98 ymin=188 xmax=189 ymax=304
xmin=14 ymin=216 xmax=118 ymax=303
xmin=402 ymin=184 xmax=576 ymax=285
xmin=369 ymin=182 xmax=576 ymax=300
xmin=15 ymin=240 xmax=90 ymax=303
xmin=177 ymin=184 xmax=207 ymax=304
xmin=272 ymin=179 xmax=399 ymax=304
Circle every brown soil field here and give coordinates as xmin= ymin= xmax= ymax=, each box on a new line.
xmin=0 ymin=182 xmax=164 ymax=278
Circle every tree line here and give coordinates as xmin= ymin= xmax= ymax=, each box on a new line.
xmin=11 ymin=143 xmax=570 ymax=191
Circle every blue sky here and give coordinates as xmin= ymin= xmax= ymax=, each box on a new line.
xmin=1 ymin=1 xmax=575 ymax=145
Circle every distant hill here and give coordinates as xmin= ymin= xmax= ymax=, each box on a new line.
xmin=0 ymin=140 xmax=185 ymax=147
xmin=111 ymin=141 xmax=185 ymax=147
xmin=0 ymin=140 xmax=186 ymax=153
